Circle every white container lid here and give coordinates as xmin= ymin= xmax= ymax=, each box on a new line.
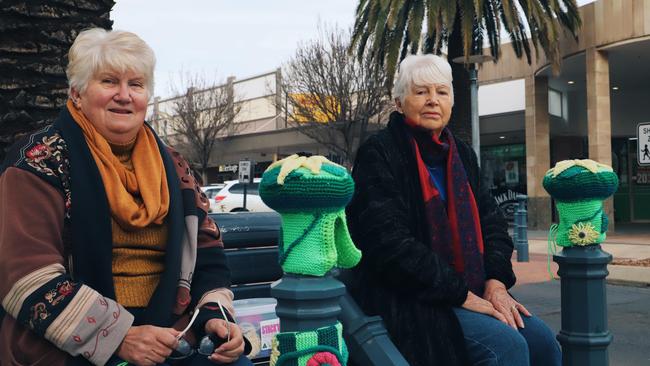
xmin=233 ymin=298 xmax=277 ymax=317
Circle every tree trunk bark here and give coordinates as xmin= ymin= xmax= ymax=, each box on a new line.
xmin=0 ymin=0 xmax=114 ymax=161
xmin=446 ymin=11 xmax=472 ymax=146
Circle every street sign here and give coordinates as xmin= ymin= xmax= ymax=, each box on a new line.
xmin=238 ymin=160 xmax=252 ymax=184
xmin=639 ymin=122 xmax=650 ymax=166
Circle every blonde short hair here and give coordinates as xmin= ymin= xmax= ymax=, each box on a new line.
xmin=66 ymin=28 xmax=155 ymax=98
xmin=392 ymin=54 xmax=454 ymax=106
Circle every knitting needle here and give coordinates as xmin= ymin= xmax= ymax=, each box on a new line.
xmin=177 ymin=308 xmax=200 ymax=340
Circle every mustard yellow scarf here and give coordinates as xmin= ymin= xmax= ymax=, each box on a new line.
xmin=67 ymin=100 xmax=169 ymax=230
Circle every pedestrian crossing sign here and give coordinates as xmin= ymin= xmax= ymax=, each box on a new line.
xmin=639 ymin=122 xmax=650 ymax=166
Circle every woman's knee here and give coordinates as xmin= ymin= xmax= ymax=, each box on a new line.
xmin=520 ymin=316 xmax=561 ymax=366
xmin=496 ymin=328 xmax=529 ymax=366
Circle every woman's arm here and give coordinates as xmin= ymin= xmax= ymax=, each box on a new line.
xmin=347 ymin=139 xmax=468 ymax=306
xmin=0 ymin=167 xmax=134 ymax=366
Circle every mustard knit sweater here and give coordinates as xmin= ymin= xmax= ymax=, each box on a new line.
xmin=110 ymin=141 xmax=167 ymax=307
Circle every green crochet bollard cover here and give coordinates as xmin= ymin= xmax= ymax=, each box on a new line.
xmin=259 ymin=154 xmax=362 ymax=276
xmin=270 ymin=322 xmax=348 ymax=366
xmin=542 ymin=159 xmax=619 ymax=247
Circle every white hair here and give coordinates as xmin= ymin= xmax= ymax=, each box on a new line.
xmin=66 ymin=28 xmax=156 ymax=99
xmin=392 ymin=54 xmax=454 ymax=106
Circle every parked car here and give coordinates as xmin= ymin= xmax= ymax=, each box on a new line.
xmin=201 ymin=184 xmax=225 ymax=213
xmin=213 ymin=179 xmax=274 ymax=213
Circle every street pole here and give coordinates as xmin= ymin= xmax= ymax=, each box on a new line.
xmin=554 ymin=246 xmax=612 ymax=366
xmin=542 ymin=160 xmax=618 ymax=366
xmin=452 ymin=55 xmax=493 ymax=166
xmin=469 ymin=67 xmax=480 ymax=166
xmin=515 ymin=194 xmax=529 ymax=262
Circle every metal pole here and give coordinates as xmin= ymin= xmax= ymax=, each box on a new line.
xmin=516 ymin=194 xmax=529 ymax=262
xmin=242 ymin=183 xmax=247 ymax=210
xmin=470 ymin=67 xmax=480 ymax=166
xmin=554 ymin=245 xmax=612 ymax=366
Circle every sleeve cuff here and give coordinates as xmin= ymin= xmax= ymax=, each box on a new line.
xmin=91 ymin=304 xmax=134 ymax=366
xmin=191 ymin=302 xmax=235 ymax=338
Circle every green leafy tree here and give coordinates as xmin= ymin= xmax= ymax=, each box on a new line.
xmin=351 ymin=0 xmax=581 ymax=143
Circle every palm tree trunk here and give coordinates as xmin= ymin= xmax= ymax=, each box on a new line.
xmin=0 ymin=0 xmax=114 ymax=161
xmin=447 ymin=10 xmax=472 ymax=146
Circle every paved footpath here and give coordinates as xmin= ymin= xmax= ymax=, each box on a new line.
xmin=510 ymin=230 xmax=650 ymax=365
xmin=512 ymin=229 xmax=650 ymax=286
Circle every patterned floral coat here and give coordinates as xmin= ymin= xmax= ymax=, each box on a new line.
xmin=0 ymin=107 xmax=233 ymax=366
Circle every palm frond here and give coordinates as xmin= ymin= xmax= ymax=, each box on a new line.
xmin=458 ymin=0 xmax=477 ymax=60
xmin=385 ymin=1 xmax=410 ymax=82
xmin=407 ymin=0 xmax=425 ymax=53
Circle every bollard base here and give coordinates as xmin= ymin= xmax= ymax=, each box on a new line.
xmin=554 ymin=244 xmax=613 ymax=366
xmin=559 ymin=345 xmax=610 ymax=366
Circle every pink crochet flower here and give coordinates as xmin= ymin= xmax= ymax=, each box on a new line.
xmin=306 ymin=351 xmax=341 ymax=366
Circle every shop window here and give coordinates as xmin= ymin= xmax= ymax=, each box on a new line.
xmin=481 ymin=144 xmax=527 ymax=222
xmin=549 ymin=88 xmax=564 ymax=118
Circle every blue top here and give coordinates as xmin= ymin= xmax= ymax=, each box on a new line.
xmin=426 ymin=161 xmax=447 ymax=202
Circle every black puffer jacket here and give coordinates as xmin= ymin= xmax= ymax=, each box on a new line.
xmin=345 ymin=112 xmax=515 ymax=366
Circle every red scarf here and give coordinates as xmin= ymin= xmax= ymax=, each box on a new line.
xmin=410 ymin=127 xmax=486 ymax=295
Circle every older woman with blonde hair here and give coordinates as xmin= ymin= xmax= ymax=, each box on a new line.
xmin=0 ymin=28 xmax=251 ymax=366
xmin=345 ymin=54 xmax=560 ymax=366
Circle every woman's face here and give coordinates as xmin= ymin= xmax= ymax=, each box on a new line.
xmin=72 ymin=69 xmax=148 ymax=144
xmin=397 ymin=83 xmax=452 ymax=135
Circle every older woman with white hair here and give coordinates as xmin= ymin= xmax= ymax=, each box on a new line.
xmin=345 ymin=54 xmax=560 ymax=366
xmin=0 ymin=28 xmax=251 ymax=366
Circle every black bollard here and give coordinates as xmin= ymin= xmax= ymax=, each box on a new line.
xmin=338 ymin=293 xmax=410 ymax=366
xmin=554 ymin=245 xmax=613 ymax=366
xmin=515 ymin=194 xmax=529 ymax=262
xmin=270 ymin=273 xmax=346 ymax=332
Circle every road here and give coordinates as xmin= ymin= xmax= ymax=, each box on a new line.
xmin=511 ymin=281 xmax=650 ymax=366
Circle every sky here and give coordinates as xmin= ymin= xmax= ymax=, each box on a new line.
xmin=112 ymin=0 xmax=596 ymax=99
xmin=111 ymin=1 xmax=356 ymax=98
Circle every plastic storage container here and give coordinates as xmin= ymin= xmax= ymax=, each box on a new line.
xmin=233 ymin=298 xmax=280 ymax=359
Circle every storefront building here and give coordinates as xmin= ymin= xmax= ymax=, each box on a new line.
xmin=477 ymin=0 xmax=650 ymax=228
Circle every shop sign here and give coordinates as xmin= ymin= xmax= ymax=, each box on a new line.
xmin=638 ymin=122 xmax=650 ymax=166
xmin=219 ymin=164 xmax=238 ymax=173
xmin=504 ymin=161 xmax=519 ymax=184
xmin=493 ymin=188 xmax=521 ymax=221
xmin=637 ymin=167 xmax=650 ymax=185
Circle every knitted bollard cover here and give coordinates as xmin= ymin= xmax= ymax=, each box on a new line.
xmin=259 ymin=154 xmax=362 ymax=276
xmin=542 ymin=159 xmax=619 ymax=247
xmin=270 ymin=322 xmax=348 ymax=366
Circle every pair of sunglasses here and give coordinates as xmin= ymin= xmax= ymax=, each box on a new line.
xmin=168 ymin=301 xmax=232 ymax=360
xmin=167 ymin=334 xmax=228 ymax=360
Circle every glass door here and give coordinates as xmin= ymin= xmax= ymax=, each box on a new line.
xmin=629 ymin=140 xmax=650 ymax=222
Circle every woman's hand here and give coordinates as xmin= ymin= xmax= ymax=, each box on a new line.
xmin=116 ymin=325 xmax=179 ymax=366
xmin=462 ymin=291 xmax=508 ymax=324
xmin=204 ymin=318 xmax=245 ymax=364
xmin=483 ymin=279 xmax=532 ymax=329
